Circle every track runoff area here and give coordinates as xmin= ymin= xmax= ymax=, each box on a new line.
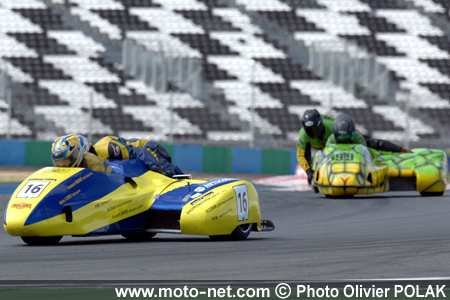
xmin=254 ymin=166 xmax=450 ymax=192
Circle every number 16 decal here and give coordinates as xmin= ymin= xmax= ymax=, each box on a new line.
xmin=233 ymin=185 xmax=249 ymax=223
xmin=17 ymin=181 xmax=50 ymax=199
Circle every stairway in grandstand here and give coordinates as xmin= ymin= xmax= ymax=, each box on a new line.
xmin=0 ymin=0 xmax=450 ymax=148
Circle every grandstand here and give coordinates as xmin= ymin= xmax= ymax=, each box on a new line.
xmin=0 ymin=0 xmax=450 ymax=149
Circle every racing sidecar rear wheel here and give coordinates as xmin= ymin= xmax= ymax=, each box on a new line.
xmin=420 ymin=191 xmax=444 ymax=197
xmin=21 ymin=236 xmax=62 ymax=246
xmin=325 ymin=194 xmax=354 ymax=199
xmin=232 ymin=223 xmax=253 ymax=240
xmin=209 ymin=223 xmax=253 ymax=241
xmin=122 ymin=232 xmax=157 ymax=241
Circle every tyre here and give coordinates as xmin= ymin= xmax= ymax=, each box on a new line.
xmin=231 ymin=223 xmax=253 ymax=240
xmin=420 ymin=191 xmax=444 ymax=197
xmin=122 ymin=232 xmax=156 ymax=241
xmin=209 ymin=224 xmax=253 ymax=241
xmin=325 ymin=194 xmax=354 ymax=199
xmin=21 ymin=236 xmax=62 ymax=246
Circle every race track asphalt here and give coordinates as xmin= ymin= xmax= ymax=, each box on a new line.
xmin=1 ymin=184 xmax=450 ymax=282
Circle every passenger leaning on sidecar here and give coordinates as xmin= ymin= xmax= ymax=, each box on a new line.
xmin=83 ymin=135 xmax=183 ymax=178
xmin=297 ymin=109 xmax=409 ymax=185
xmin=51 ymin=133 xmax=113 ymax=173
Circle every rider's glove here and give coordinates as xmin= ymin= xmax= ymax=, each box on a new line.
xmin=400 ymin=148 xmax=412 ymax=153
xmin=163 ymin=170 xmax=175 ymax=177
xmin=306 ymin=168 xmax=314 ymax=185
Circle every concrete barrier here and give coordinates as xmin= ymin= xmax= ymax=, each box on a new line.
xmin=0 ymin=140 xmax=298 ymax=175
xmin=2 ymin=140 xmax=448 ymax=176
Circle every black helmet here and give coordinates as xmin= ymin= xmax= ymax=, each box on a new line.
xmin=302 ymin=109 xmax=325 ymax=138
xmin=333 ymin=113 xmax=355 ymax=144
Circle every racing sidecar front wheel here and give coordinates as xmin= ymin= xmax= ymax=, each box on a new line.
xmin=209 ymin=223 xmax=253 ymax=241
xmin=21 ymin=236 xmax=62 ymax=246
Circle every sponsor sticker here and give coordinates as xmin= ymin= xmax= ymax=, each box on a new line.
xmin=41 ymin=168 xmax=72 ymax=173
xmin=194 ymin=186 xmax=206 ymax=193
xmin=190 ymin=192 xmax=202 ymax=199
xmin=203 ymin=178 xmax=234 ymax=189
xmin=190 ymin=192 xmax=213 ymax=205
xmin=67 ymin=172 xmax=93 ymax=190
xmin=12 ymin=202 xmax=32 ymax=209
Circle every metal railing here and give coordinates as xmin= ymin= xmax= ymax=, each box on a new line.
xmin=122 ymin=39 xmax=203 ymax=98
xmin=0 ymin=59 xmax=12 ymax=139
xmin=309 ymin=40 xmax=392 ymax=100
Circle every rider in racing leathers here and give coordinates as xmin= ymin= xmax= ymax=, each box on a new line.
xmin=52 ymin=134 xmax=112 ymax=173
xmin=297 ymin=109 xmax=409 ymax=185
xmin=90 ymin=136 xmax=183 ymax=177
xmin=326 ymin=113 xmax=366 ymax=145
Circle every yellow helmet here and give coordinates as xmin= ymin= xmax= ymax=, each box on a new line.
xmin=51 ymin=133 xmax=83 ymax=167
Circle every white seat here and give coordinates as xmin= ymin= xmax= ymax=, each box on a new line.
xmin=0 ymin=0 xmax=46 ymax=9
xmin=290 ymin=80 xmax=368 ymax=108
xmin=126 ymin=80 xmax=204 ymax=108
xmin=404 ymin=0 xmax=445 ymax=13
xmin=210 ymin=32 xmax=286 ymax=59
xmin=68 ymin=0 xmax=124 ymax=10
xmin=372 ymin=105 xmax=435 ymax=141
xmin=234 ymin=0 xmax=291 ymax=11
xmin=376 ymin=9 xmax=443 ymax=35
xmin=376 ymin=33 xmax=449 ymax=59
xmin=208 ymin=56 xmax=285 ymax=83
xmin=213 ymin=80 xmax=282 ymax=109
xmin=71 ymin=8 xmax=122 ymax=40
xmin=377 ymin=56 xmax=450 ymax=84
xmin=126 ymin=31 xmax=202 ymax=58
xmin=315 ymin=0 xmax=371 ymax=12
xmin=0 ymin=8 xmax=42 ymax=33
xmin=213 ymin=8 xmax=263 ymax=35
xmin=0 ymin=112 xmax=32 ymax=135
xmin=34 ymin=105 xmax=113 ymax=134
xmin=43 ymin=55 xmax=121 ymax=83
xmin=152 ymin=0 xmax=208 ymax=11
xmin=296 ymin=9 xmax=370 ymax=35
xmin=130 ymin=8 xmax=205 ymax=34
xmin=47 ymin=30 xmax=106 ymax=57
xmin=207 ymin=131 xmax=251 ymax=142
xmin=123 ymin=105 xmax=202 ymax=135
xmin=39 ymin=80 xmax=117 ymax=109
